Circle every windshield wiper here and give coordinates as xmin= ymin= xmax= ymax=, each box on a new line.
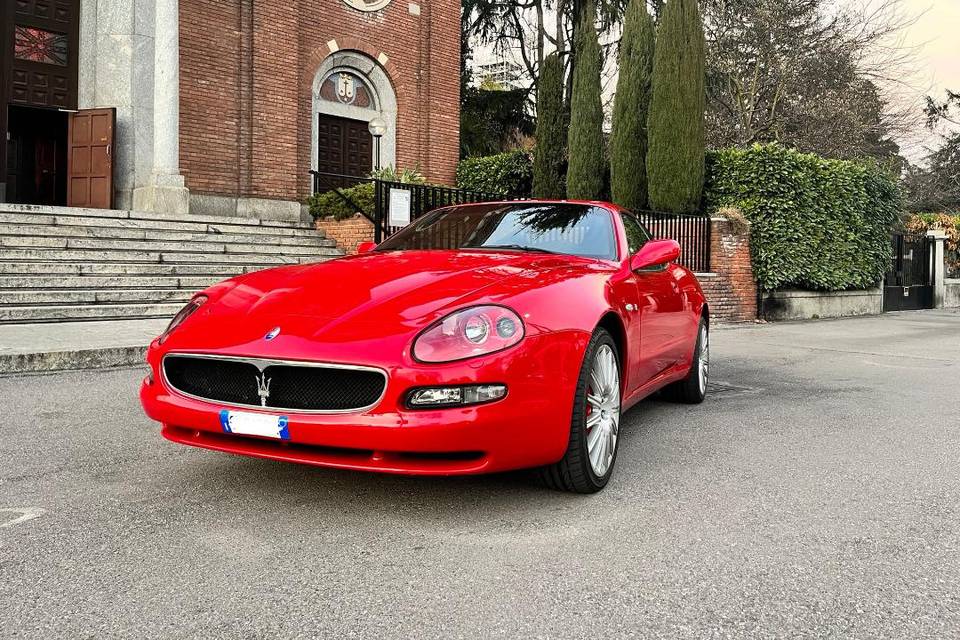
xmin=477 ymin=244 xmax=561 ymax=254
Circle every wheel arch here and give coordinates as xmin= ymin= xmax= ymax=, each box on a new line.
xmin=596 ymin=311 xmax=627 ymax=368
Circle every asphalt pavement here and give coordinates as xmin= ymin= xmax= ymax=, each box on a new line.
xmin=1 ymin=310 xmax=958 ymax=639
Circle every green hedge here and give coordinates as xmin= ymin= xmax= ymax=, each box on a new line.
xmin=306 ymin=182 xmax=374 ymax=221
xmin=704 ymin=144 xmax=900 ymax=291
xmin=456 ymin=149 xmax=533 ymax=196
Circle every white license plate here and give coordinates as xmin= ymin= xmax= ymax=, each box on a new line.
xmin=219 ymin=409 xmax=290 ymax=440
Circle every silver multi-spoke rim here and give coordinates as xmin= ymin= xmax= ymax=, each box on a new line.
xmin=698 ymin=324 xmax=709 ymax=395
xmin=585 ymin=344 xmax=620 ymax=477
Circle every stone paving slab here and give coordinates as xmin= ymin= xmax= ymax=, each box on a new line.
xmin=0 ymin=318 xmax=167 ymax=374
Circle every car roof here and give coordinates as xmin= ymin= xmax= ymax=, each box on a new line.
xmin=441 ymin=199 xmax=622 ymax=212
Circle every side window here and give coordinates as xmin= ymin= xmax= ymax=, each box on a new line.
xmin=620 ymin=213 xmax=650 ymax=255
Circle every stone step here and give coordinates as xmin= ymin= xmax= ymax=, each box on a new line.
xmin=0 ymin=289 xmax=193 ymax=306
xmin=0 ymin=223 xmax=335 ymax=247
xmin=0 ymin=235 xmax=339 ymax=255
xmin=0 ymin=212 xmax=325 ymax=238
xmin=0 ymin=318 xmax=167 ymax=373
xmin=0 ymin=302 xmax=183 ymax=323
xmin=0 ymin=262 xmax=268 ymax=276
xmin=0 ymin=203 xmax=312 ymax=230
xmin=0 ymin=274 xmax=223 ymax=290
xmin=0 ymin=248 xmax=332 ymax=264
xmin=0 ymin=204 xmax=341 ymax=326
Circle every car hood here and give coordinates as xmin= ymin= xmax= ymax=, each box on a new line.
xmin=166 ymin=250 xmax=603 ymax=353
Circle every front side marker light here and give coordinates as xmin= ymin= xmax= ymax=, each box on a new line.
xmin=407 ymin=384 xmax=507 ymax=409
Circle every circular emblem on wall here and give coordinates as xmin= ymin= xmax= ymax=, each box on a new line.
xmin=342 ymin=0 xmax=393 ymax=12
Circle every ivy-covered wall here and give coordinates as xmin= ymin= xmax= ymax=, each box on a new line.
xmin=704 ymin=144 xmax=900 ymax=291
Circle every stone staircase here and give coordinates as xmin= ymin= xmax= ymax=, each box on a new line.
xmin=0 ymin=204 xmax=343 ymax=324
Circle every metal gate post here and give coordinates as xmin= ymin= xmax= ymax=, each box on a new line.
xmin=374 ymin=179 xmax=383 ymax=244
xmin=927 ymin=229 xmax=948 ymax=309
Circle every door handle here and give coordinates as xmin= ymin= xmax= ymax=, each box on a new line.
xmin=106 ymin=144 xmax=111 ymax=157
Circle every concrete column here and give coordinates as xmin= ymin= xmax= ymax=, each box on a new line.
xmin=132 ymin=0 xmax=189 ymax=214
xmin=927 ymin=230 xmax=948 ymax=309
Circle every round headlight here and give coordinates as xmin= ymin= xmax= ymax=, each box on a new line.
xmin=412 ymin=305 xmax=525 ymax=363
xmin=496 ymin=317 xmax=517 ymax=338
xmin=464 ymin=315 xmax=490 ymax=344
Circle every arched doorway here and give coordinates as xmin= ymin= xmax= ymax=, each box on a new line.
xmin=311 ymin=51 xmax=397 ymax=179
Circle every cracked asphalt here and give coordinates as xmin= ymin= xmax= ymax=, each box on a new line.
xmin=1 ymin=309 xmax=958 ymax=638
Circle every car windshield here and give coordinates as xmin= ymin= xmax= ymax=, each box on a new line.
xmin=375 ymin=203 xmax=617 ymax=260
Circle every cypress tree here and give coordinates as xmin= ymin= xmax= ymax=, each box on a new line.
xmin=533 ymin=53 xmax=567 ymax=199
xmin=646 ymin=0 xmax=706 ymax=212
xmin=565 ymin=1 xmax=606 ymax=200
xmin=610 ymin=0 xmax=656 ymax=211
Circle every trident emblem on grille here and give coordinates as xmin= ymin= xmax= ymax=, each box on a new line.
xmin=255 ymin=374 xmax=272 ymax=407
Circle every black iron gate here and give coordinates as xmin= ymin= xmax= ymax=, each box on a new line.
xmin=883 ymin=233 xmax=934 ymax=312
xmin=308 ymin=171 xmax=712 ymax=270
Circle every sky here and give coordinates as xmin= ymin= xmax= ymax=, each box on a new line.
xmin=840 ymin=0 xmax=960 ymax=161
xmin=896 ymin=0 xmax=960 ymax=94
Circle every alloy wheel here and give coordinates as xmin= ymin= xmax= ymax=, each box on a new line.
xmin=698 ymin=324 xmax=709 ymax=396
xmin=585 ymin=344 xmax=620 ymax=477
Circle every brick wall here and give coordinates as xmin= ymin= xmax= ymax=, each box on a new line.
xmin=699 ymin=218 xmax=757 ymax=323
xmin=316 ymin=214 xmax=375 ymax=254
xmin=179 ymin=0 xmax=243 ymax=196
xmin=179 ymin=0 xmax=461 ymax=203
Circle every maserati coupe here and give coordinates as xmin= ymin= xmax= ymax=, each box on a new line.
xmin=140 ymin=200 xmax=709 ymax=493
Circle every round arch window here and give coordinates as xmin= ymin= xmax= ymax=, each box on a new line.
xmin=342 ymin=0 xmax=393 ymax=12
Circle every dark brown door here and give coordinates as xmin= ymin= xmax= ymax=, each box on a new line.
xmin=68 ymin=108 xmax=115 ymax=208
xmin=317 ymin=113 xmax=373 ymax=179
xmin=35 ymin=137 xmax=59 ymax=204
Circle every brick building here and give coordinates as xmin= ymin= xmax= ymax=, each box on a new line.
xmin=0 ymin=0 xmax=461 ymax=217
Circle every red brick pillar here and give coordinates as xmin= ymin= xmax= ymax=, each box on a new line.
xmin=315 ymin=214 xmax=375 ymax=254
xmin=697 ymin=218 xmax=757 ymax=323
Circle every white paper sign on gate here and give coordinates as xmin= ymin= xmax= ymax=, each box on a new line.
xmin=389 ymin=188 xmax=412 ymax=227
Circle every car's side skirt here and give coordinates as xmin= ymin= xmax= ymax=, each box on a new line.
xmin=622 ymin=362 xmax=689 ymax=412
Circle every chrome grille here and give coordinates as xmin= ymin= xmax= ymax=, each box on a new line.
xmin=162 ymin=354 xmax=387 ymax=413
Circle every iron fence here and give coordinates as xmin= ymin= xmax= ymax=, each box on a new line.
xmin=308 ymin=172 xmax=711 ymax=271
xmin=373 ymin=181 xmax=514 ymax=242
xmin=636 ymin=210 xmax=711 ymax=273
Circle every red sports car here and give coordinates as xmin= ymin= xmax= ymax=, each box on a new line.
xmin=140 ymin=201 xmax=709 ymax=492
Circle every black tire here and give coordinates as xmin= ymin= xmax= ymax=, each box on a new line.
xmin=538 ymin=328 xmax=621 ymax=494
xmin=664 ymin=317 xmax=709 ymax=404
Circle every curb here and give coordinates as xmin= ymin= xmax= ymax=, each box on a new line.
xmin=0 ymin=346 xmax=147 ymax=375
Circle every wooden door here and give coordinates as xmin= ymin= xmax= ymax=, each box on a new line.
xmin=317 ymin=113 xmax=373 ymax=180
xmin=317 ymin=114 xmax=346 ymax=177
xmin=34 ymin=136 xmax=59 ymax=205
xmin=68 ymin=108 xmax=115 ymax=209
xmin=344 ymin=119 xmax=373 ymax=176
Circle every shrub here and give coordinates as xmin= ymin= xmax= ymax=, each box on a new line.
xmin=714 ymin=205 xmax=751 ymax=236
xmin=370 ymin=166 xmax=426 ymax=184
xmin=306 ymin=182 xmax=374 ymax=221
xmin=704 ymin=143 xmax=901 ymax=291
xmin=456 ymin=149 xmax=533 ymax=195
xmin=610 ymin=0 xmax=656 ymax=211
xmin=307 ymin=166 xmax=426 ymax=221
xmin=646 ymin=0 xmax=706 ymax=212
xmin=532 ymin=53 xmax=567 ymax=199
xmin=566 ymin=1 xmax=607 ymax=199
xmin=906 ymin=212 xmax=960 ymax=277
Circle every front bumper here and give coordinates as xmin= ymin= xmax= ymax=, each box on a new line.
xmin=140 ymin=332 xmax=589 ymax=475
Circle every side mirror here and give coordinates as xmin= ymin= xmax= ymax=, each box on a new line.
xmin=356 ymin=241 xmax=377 ymax=254
xmin=630 ymin=239 xmax=681 ymax=271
